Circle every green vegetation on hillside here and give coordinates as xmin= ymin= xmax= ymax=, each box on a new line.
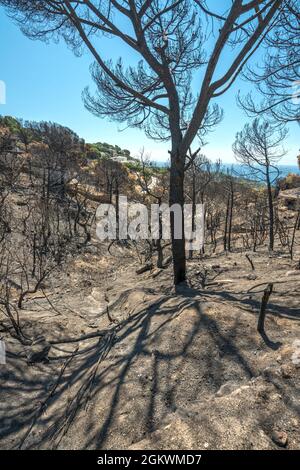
xmin=86 ymin=142 xmax=133 ymax=161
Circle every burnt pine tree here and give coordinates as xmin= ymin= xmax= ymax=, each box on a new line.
xmin=1 ymin=0 xmax=285 ymax=283
xmin=240 ymin=0 xmax=299 ymax=123
xmin=233 ymin=118 xmax=287 ymax=252
xmin=27 ymin=121 xmax=84 ymax=199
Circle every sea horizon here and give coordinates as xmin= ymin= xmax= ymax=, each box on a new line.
xmin=151 ymin=161 xmax=300 ymax=180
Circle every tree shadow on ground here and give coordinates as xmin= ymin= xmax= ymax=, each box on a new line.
xmin=0 ymin=281 xmax=296 ymax=450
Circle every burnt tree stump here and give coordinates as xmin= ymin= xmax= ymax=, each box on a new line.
xmin=257 ymin=282 xmax=273 ymax=334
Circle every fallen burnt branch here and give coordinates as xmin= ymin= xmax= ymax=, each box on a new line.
xmin=40 ymin=287 xmax=63 ymax=316
xmin=247 ymin=280 xmax=289 ymax=293
xmin=152 ymin=268 xmax=163 ymax=278
xmin=49 ymin=329 xmax=110 ymax=345
xmin=51 ymin=331 xmax=116 ymax=449
xmin=18 ymin=344 xmax=79 ymax=449
xmin=245 ymin=254 xmax=255 ymax=271
xmin=136 ymin=262 xmax=153 ymax=275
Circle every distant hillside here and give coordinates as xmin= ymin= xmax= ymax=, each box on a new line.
xmin=0 ymin=114 xmax=138 ymax=164
xmin=85 ymin=141 xmax=138 ymax=163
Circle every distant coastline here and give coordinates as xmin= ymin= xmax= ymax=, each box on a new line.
xmin=152 ymin=161 xmax=300 ymax=180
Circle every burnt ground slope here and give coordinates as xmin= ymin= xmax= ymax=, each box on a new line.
xmin=0 ymin=242 xmax=299 ymax=450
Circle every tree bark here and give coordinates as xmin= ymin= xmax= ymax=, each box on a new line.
xmin=224 ymin=195 xmax=230 ymax=251
xmin=189 ymin=169 xmax=196 ymax=259
xmin=156 ymin=206 xmax=164 ymax=268
xmin=290 ymin=210 xmax=300 ymax=260
xmin=227 ymin=181 xmax=234 ymax=252
xmin=266 ymin=170 xmax=274 ymax=252
xmin=115 ymin=180 xmax=119 ymax=240
xmin=169 ymin=150 xmax=186 ymax=285
xmin=257 ymin=282 xmax=273 ymax=334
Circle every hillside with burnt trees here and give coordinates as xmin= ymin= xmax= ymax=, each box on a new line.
xmin=0 ymin=0 xmax=299 ymax=456
xmin=0 ymin=116 xmax=299 ymax=450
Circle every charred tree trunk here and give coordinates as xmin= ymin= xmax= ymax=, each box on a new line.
xmin=228 ymin=182 xmax=234 ymax=252
xmin=60 ymin=168 xmax=65 ymax=200
xmin=189 ymin=169 xmax=196 ymax=260
xmin=156 ymin=202 xmax=164 ymax=268
xmin=257 ymin=282 xmax=273 ymax=334
xmin=169 ymin=149 xmax=186 ymax=285
xmin=290 ymin=210 xmax=300 ymax=260
xmin=115 ymin=180 xmax=119 ymax=240
xmin=156 ymin=239 xmax=164 ymax=269
xmin=224 ymin=195 xmax=230 ymax=251
xmin=266 ymin=169 xmax=274 ymax=252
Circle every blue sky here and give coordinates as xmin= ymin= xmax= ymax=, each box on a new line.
xmin=0 ymin=7 xmax=298 ymax=164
